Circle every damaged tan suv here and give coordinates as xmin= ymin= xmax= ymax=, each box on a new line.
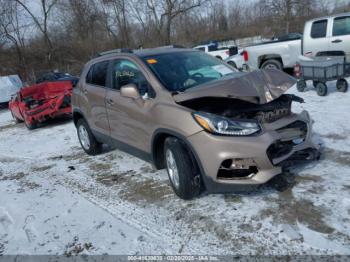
xmin=72 ymin=47 xmax=319 ymax=200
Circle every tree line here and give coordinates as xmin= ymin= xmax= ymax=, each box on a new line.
xmin=0 ymin=0 xmax=349 ymax=83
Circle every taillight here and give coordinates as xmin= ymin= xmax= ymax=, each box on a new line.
xmin=294 ymin=63 xmax=301 ymax=78
xmin=225 ymin=50 xmax=229 ymax=55
xmin=242 ymin=51 xmax=248 ymax=62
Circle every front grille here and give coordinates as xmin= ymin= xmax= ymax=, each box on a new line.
xmin=267 ymin=141 xmax=294 ymax=161
xmin=255 ymin=107 xmax=291 ymax=123
xmin=267 ymin=121 xmax=308 ymax=163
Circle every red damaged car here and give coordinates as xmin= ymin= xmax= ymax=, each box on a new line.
xmin=9 ymin=81 xmax=73 ymax=129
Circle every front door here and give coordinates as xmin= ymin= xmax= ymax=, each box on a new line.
xmin=328 ymin=15 xmax=350 ymax=60
xmin=105 ymin=58 xmax=155 ymax=153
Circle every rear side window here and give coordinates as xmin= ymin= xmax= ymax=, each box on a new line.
xmin=208 ymin=45 xmax=217 ymax=52
xmin=333 ymin=16 xmax=350 ymax=36
xmin=311 ymin=20 xmax=328 ymax=38
xmin=86 ymin=61 xmax=109 ymax=87
xmin=195 ymin=47 xmax=205 ymax=52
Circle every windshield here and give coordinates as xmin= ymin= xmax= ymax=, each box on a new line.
xmin=142 ymin=51 xmax=236 ymax=92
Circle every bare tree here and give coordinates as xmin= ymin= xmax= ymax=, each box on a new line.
xmin=101 ymin=0 xmax=130 ymax=47
xmin=15 ymin=0 xmax=58 ymax=65
xmin=136 ymin=0 xmax=210 ymax=45
xmin=0 ymin=0 xmax=29 ymax=78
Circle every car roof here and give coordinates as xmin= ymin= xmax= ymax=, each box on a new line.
xmin=307 ymin=12 xmax=350 ymax=23
xmin=92 ymin=47 xmax=196 ymax=61
xmin=134 ymin=47 xmax=195 ymax=57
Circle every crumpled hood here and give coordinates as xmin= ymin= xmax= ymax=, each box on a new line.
xmin=173 ymin=69 xmax=296 ymax=104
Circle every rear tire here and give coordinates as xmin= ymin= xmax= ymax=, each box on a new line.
xmin=77 ymin=118 xmax=102 ymax=155
xmin=261 ymin=59 xmax=283 ymax=71
xmin=164 ymin=137 xmax=202 ymax=200
xmin=297 ymin=80 xmax=306 ymax=92
xmin=316 ymin=82 xmax=327 ymax=96
xmin=336 ymin=79 xmax=348 ymax=92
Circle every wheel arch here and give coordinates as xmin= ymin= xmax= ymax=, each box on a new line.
xmin=258 ymin=54 xmax=283 ymax=68
xmin=227 ymin=60 xmax=237 ymax=68
xmin=73 ymin=109 xmax=87 ymax=127
xmin=151 ymin=129 xmax=202 ymax=172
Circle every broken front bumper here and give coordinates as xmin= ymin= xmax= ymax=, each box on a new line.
xmin=187 ymin=110 xmax=320 ymax=193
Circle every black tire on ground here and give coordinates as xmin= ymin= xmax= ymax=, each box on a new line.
xmin=24 ymin=119 xmax=37 ymax=130
xmin=216 ymin=56 xmax=222 ymax=60
xmin=313 ymin=81 xmax=319 ymax=88
xmin=164 ymin=137 xmax=202 ymax=200
xmin=11 ymin=111 xmax=23 ymax=123
xmin=297 ymin=80 xmax=307 ymax=92
xmin=261 ymin=59 xmax=283 ymax=70
xmin=76 ymin=118 xmax=102 ymax=155
xmin=316 ymin=82 xmax=327 ymax=96
xmin=336 ymin=78 xmax=348 ymax=92
xmin=227 ymin=61 xmax=237 ymax=69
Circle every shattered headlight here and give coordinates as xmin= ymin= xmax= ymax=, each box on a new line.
xmin=193 ymin=112 xmax=261 ymax=136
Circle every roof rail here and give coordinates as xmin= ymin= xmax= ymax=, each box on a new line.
xmin=94 ymin=48 xmax=133 ymax=58
xmin=154 ymin=45 xmax=186 ymax=49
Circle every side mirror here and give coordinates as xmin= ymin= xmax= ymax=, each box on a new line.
xmin=120 ymin=84 xmax=140 ymax=100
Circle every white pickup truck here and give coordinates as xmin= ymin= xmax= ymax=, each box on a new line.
xmin=243 ymin=12 xmax=350 ymax=71
xmin=193 ymin=43 xmax=236 ymax=60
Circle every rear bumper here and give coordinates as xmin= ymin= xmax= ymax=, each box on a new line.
xmin=187 ymin=111 xmax=319 ymax=193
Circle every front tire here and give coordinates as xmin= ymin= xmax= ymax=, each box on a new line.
xmin=164 ymin=137 xmax=202 ymax=200
xmin=77 ymin=118 xmax=102 ymax=155
xmin=24 ymin=118 xmax=37 ymax=130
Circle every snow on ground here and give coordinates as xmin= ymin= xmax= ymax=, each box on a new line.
xmin=0 ymin=80 xmax=350 ymax=255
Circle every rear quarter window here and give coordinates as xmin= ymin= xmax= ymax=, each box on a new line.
xmin=86 ymin=61 xmax=109 ymax=87
xmin=333 ymin=16 xmax=350 ymax=36
xmin=311 ymin=20 xmax=328 ymax=38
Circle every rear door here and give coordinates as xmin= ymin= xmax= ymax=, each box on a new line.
xmin=105 ymin=58 xmax=155 ymax=153
xmin=328 ymin=15 xmax=350 ymax=59
xmin=303 ymin=19 xmax=329 ymax=57
xmin=80 ymin=60 xmax=110 ymax=136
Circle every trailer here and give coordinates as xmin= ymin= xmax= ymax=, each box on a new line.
xmin=294 ymin=56 xmax=350 ymax=96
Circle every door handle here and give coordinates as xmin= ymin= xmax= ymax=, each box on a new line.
xmin=332 ymin=39 xmax=342 ymax=43
xmin=106 ymin=98 xmax=114 ymax=105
